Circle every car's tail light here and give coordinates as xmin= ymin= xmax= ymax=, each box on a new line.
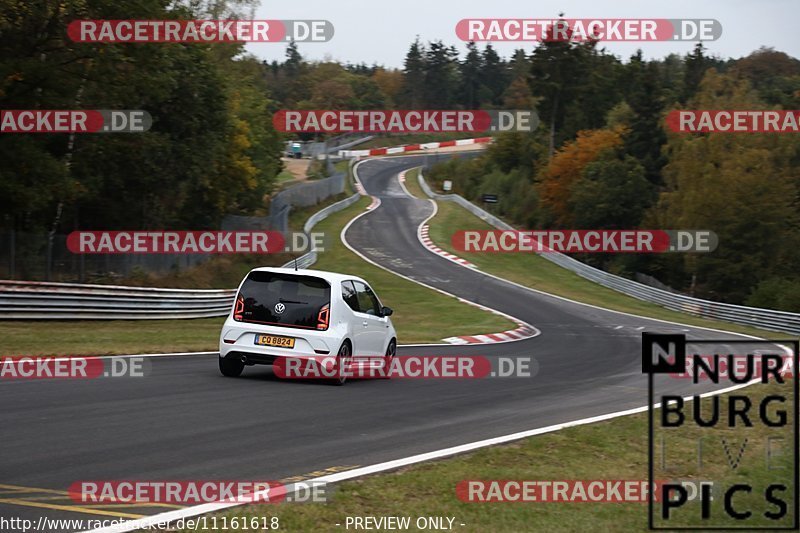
xmin=317 ymin=303 xmax=330 ymax=330
xmin=233 ymin=295 xmax=244 ymax=321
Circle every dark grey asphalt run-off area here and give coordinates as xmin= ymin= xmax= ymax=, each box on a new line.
xmin=0 ymin=154 xmax=772 ymax=530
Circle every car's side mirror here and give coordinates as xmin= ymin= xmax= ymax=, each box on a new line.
xmin=381 ymin=306 xmax=393 ymax=317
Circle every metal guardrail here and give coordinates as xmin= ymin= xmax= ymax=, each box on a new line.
xmin=0 ymin=168 xmax=363 ymax=319
xmin=418 ymin=170 xmax=800 ymax=336
xmin=0 ymin=280 xmax=235 ymax=320
xmin=283 ymin=158 xmax=362 ymax=270
xmin=281 ymin=193 xmax=361 ymax=270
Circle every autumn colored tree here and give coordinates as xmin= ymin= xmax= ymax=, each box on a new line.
xmin=537 ymin=128 xmax=625 ymax=227
xmin=372 ymin=68 xmax=404 ymax=107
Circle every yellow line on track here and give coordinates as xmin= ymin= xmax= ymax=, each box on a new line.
xmin=0 ymin=498 xmax=145 ymax=518
xmin=0 ymin=483 xmax=69 ymax=495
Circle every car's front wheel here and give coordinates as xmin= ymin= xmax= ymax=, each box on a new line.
xmin=219 ymin=356 xmax=244 ymax=377
xmin=381 ymin=339 xmax=396 ymax=379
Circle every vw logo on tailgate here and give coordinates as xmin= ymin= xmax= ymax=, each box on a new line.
xmin=274 ymin=302 xmax=285 ymax=314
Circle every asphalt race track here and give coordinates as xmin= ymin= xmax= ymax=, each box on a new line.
xmin=0 ymin=154 xmax=779 ymax=531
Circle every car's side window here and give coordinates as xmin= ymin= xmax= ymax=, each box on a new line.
xmin=341 ymin=280 xmax=360 ymax=312
xmin=354 ymin=281 xmax=381 ymax=316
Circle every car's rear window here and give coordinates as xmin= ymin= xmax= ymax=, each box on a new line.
xmin=234 ymin=271 xmax=331 ymax=330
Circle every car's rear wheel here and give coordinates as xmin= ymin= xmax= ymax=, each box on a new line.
xmin=333 ymin=341 xmax=352 ymax=386
xmin=381 ymin=340 xmax=396 ymax=379
xmin=219 ymin=356 xmax=244 ymax=377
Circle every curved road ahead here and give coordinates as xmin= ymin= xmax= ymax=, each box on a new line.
xmin=0 ymin=155 xmax=768 ymax=530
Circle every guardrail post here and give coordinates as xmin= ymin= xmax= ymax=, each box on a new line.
xmin=45 ymin=234 xmax=52 ymax=281
xmin=8 ymin=229 xmax=15 ymax=280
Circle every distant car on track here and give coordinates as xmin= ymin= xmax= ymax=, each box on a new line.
xmin=219 ymin=267 xmax=396 ymax=385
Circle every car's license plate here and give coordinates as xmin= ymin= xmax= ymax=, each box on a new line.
xmin=254 ymin=334 xmax=295 ymax=348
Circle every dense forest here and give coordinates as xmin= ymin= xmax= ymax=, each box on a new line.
xmin=418 ymin=40 xmax=800 ymax=309
xmin=1 ymin=0 xmax=284 ymax=233
xmin=2 ymin=2 xmax=799 ymax=308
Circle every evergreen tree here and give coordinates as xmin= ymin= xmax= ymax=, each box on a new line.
xmin=624 ymin=51 xmax=667 ymax=186
xmin=422 ymin=41 xmax=460 ymax=108
xmin=401 ymin=37 xmax=426 ymax=107
xmin=480 ymin=44 xmax=508 ymax=106
xmin=459 ymin=42 xmax=484 ymax=108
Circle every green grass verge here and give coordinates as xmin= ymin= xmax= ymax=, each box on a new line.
xmin=404 ymin=168 xmax=784 ymax=340
xmin=178 ymin=381 xmax=794 ymax=532
xmin=0 ymin=318 xmax=224 ymax=356
xmin=275 ymin=170 xmax=296 ymax=184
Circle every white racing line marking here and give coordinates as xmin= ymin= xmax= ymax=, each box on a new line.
xmin=77 ymin=156 xmax=793 ymax=532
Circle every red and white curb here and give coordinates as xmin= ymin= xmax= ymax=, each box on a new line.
xmin=367 ymin=196 xmax=380 ymax=210
xmin=442 ymin=322 xmax=538 ymax=345
xmin=419 ymin=225 xmax=476 ymax=269
xmin=341 ymin=136 xmax=492 ymax=158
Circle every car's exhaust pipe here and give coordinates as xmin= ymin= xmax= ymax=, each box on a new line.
xmin=240 ymin=355 xmax=248 ymax=364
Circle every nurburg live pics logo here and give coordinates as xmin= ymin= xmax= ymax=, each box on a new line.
xmin=642 ymin=332 xmax=799 ymax=529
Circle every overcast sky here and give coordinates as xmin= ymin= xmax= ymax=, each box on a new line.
xmin=245 ymin=0 xmax=799 ymax=67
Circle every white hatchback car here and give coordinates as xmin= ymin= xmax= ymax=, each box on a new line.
xmin=219 ymin=267 xmax=396 ymax=384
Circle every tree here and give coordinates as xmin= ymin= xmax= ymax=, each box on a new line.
xmin=372 ymin=67 xmax=404 ymax=107
xmin=284 ymin=40 xmax=303 ymax=77
xmin=571 ymin=153 xmax=654 ymax=229
xmin=682 ymin=43 xmax=715 ymax=102
xmin=400 ymin=37 xmax=425 ymax=107
xmin=0 ymin=0 xmax=283 ymax=234
xmin=732 ymin=47 xmax=800 ymax=107
xmin=422 ymin=40 xmax=460 ymax=108
xmin=537 ymin=128 xmax=625 ymax=227
xmin=459 ymin=41 xmax=483 ymax=108
xmin=503 ymin=76 xmax=536 ymax=109
xmin=529 ymin=19 xmax=585 ymax=156
xmin=480 ymin=44 xmax=507 ymax=106
xmin=647 ymin=70 xmax=800 ymax=302
xmin=624 ymin=52 xmax=667 ymax=185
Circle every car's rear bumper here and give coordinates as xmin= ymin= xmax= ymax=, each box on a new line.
xmin=221 ymin=350 xmax=279 ymax=365
xmin=219 ymin=320 xmax=347 ymax=363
